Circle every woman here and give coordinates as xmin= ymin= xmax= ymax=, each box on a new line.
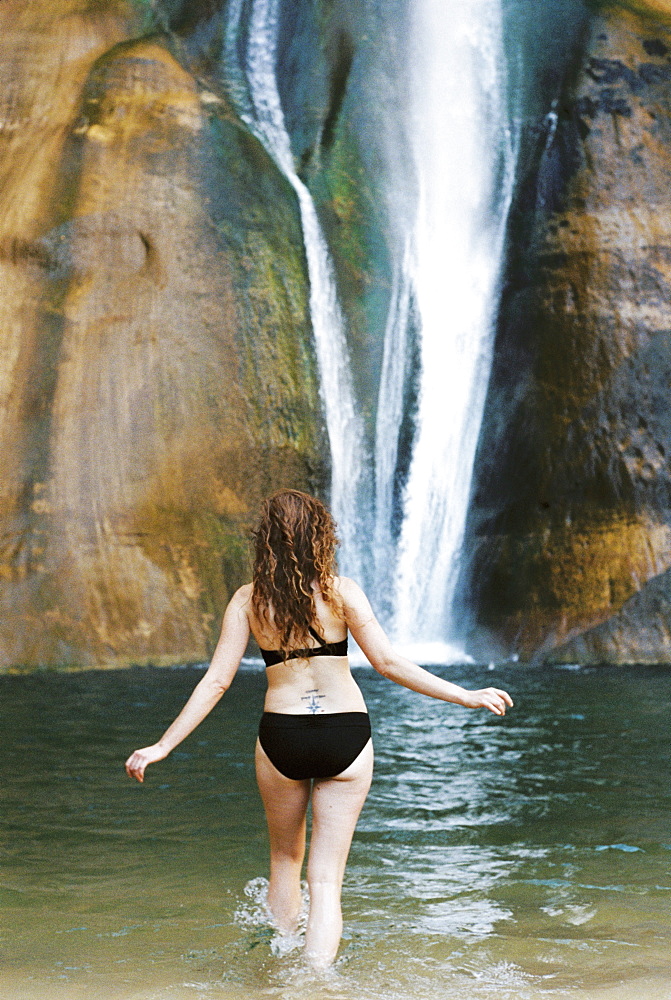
xmin=125 ymin=489 xmax=512 ymax=968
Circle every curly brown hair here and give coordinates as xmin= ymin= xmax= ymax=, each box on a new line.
xmin=251 ymin=489 xmax=343 ymax=653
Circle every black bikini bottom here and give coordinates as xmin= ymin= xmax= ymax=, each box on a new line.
xmin=258 ymin=711 xmax=371 ymax=781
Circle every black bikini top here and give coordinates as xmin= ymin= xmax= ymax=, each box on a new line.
xmin=259 ymin=625 xmax=348 ymax=668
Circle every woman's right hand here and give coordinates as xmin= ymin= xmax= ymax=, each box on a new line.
xmin=125 ymin=744 xmax=168 ymax=783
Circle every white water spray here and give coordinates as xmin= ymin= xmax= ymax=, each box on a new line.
xmin=387 ymin=0 xmax=516 ymax=645
xmin=226 ymin=0 xmax=368 ymax=579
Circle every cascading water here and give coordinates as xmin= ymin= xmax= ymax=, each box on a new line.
xmin=224 ymin=0 xmax=368 ymax=581
xmin=224 ymin=0 xmax=515 ymax=655
xmin=380 ymin=0 xmax=516 ymax=651
xmin=373 ymin=238 xmax=415 ymax=623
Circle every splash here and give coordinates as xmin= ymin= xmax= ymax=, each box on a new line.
xmin=234 ymin=876 xmax=308 ymax=957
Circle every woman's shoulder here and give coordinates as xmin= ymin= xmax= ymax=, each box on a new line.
xmin=333 ymin=575 xmax=358 ymax=595
xmin=333 ymin=576 xmax=371 ymax=612
xmin=230 ymin=583 xmax=253 ymax=609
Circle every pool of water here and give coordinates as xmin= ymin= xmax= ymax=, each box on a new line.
xmin=1 ymin=662 xmax=670 ymax=999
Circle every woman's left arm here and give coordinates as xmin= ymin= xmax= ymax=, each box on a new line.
xmin=125 ymin=586 xmax=251 ymax=782
xmin=340 ymin=577 xmax=513 ymax=716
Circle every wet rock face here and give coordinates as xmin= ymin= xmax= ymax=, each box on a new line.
xmin=0 ymin=3 xmax=325 ymax=670
xmin=277 ymin=0 xmax=408 ymax=437
xmin=617 ymin=1 xmax=671 ymax=25
xmin=463 ymin=4 xmax=671 ymax=663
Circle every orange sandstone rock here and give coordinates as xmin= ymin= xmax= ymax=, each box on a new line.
xmin=0 ymin=6 xmax=323 ymax=670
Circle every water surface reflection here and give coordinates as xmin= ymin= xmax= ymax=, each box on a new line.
xmin=1 ymin=663 xmax=670 ymax=999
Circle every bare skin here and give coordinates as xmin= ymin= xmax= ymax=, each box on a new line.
xmin=125 ymin=576 xmax=513 ymax=968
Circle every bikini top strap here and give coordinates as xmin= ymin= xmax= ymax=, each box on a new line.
xmin=308 ymin=624 xmax=326 ymax=646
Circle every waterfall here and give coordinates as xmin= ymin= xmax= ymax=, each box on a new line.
xmin=223 ymin=0 xmax=515 ymax=655
xmin=383 ymin=0 xmax=516 ymax=648
xmin=225 ymin=0 xmax=368 ymax=580
xmin=372 ymin=239 xmax=414 ymax=623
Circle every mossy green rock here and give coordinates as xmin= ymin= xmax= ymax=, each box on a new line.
xmin=277 ymin=0 xmax=405 ymax=433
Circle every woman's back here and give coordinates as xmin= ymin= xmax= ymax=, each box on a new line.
xmin=244 ymin=580 xmax=367 ymax=715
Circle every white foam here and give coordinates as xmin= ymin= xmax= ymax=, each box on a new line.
xmin=349 ymin=640 xmax=474 ymax=668
xmin=234 ymin=876 xmax=308 ymax=957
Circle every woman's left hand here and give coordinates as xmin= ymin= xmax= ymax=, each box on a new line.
xmin=461 ymin=687 xmax=513 ymax=716
xmin=125 ymin=744 xmax=168 ymax=783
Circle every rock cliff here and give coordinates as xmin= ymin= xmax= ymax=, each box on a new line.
xmin=463 ymin=1 xmax=671 ymax=663
xmin=0 ymin=2 xmax=325 ymax=669
xmin=7 ymin=0 xmax=671 ymax=669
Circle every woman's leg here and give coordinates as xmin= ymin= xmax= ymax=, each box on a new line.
xmin=255 ymin=739 xmax=311 ymax=932
xmin=304 ymin=739 xmax=374 ymax=967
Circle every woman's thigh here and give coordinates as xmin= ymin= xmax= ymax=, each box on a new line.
xmin=255 ymin=739 xmax=311 ymax=852
xmin=308 ymin=738 xmax=374 ymax=883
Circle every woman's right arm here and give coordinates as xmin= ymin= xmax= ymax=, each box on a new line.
xmin=339 ymin=577 xmax=513 ymax=716
xmin=125 ymin=586 xmax=251 ymax=782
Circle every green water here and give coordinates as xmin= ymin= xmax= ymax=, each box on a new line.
xmin=1 ymin=663 xmax=670 ymax=1000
